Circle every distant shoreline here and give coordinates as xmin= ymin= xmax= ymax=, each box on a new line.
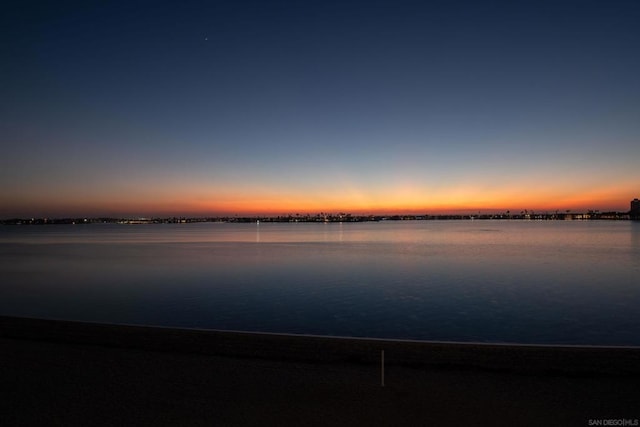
xmin=1 ymin=211 xmax=635 ymax=225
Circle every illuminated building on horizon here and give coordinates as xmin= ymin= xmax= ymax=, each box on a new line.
xmin=631 ymin=198 xmax=640 ymax=220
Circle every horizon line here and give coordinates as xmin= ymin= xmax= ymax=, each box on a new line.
xmin=1 ymin=209 xmax=635 ymax=222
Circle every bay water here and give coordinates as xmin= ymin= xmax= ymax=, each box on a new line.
xmin=1 ymin=221 xmax=639 ymax=346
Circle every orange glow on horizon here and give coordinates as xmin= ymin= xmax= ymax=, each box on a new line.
xmin=2 ymin=182 xmax=635 ymax=218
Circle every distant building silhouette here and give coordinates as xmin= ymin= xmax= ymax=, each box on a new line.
xmin=631 ymin=198 xmax=640 ymax=220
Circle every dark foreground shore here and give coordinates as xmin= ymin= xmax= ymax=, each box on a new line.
xmin=1 ymin=316 xmax=639 ymax=426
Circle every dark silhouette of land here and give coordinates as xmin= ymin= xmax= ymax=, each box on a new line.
xmin=0 ymin=208 xmax=635 ymax=225
xmin=1 ymin=316 xmax=639 ymax=426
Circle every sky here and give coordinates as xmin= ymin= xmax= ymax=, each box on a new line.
xmin=2 ymin=0 xmax=639 ymax=217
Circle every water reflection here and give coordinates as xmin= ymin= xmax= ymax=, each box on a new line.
xmin=631 ymin=221 xmax=640 ymax=249
xmin=1 ymin=221 xmax=639 ymax=345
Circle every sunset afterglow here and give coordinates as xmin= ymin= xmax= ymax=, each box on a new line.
xmin=2 ymin=1 xmax=639 ymax=218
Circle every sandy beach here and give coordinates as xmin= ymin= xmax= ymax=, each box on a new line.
xmin=1 ymin=315 xmax=639 ymax=426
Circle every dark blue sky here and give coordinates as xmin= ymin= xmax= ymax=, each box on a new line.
xmin=2 ymin=1 xmax=639 ymax=216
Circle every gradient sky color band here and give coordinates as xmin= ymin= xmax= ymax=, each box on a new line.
xmin=2 ymin=0 xmax=639 ymax=217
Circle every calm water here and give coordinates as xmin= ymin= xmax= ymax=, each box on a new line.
xmin=1 ymin=221 xmax=639 ymax=346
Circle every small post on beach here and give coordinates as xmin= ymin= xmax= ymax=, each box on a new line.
xmin=381 ymin=350 xmax=385 ymax=387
